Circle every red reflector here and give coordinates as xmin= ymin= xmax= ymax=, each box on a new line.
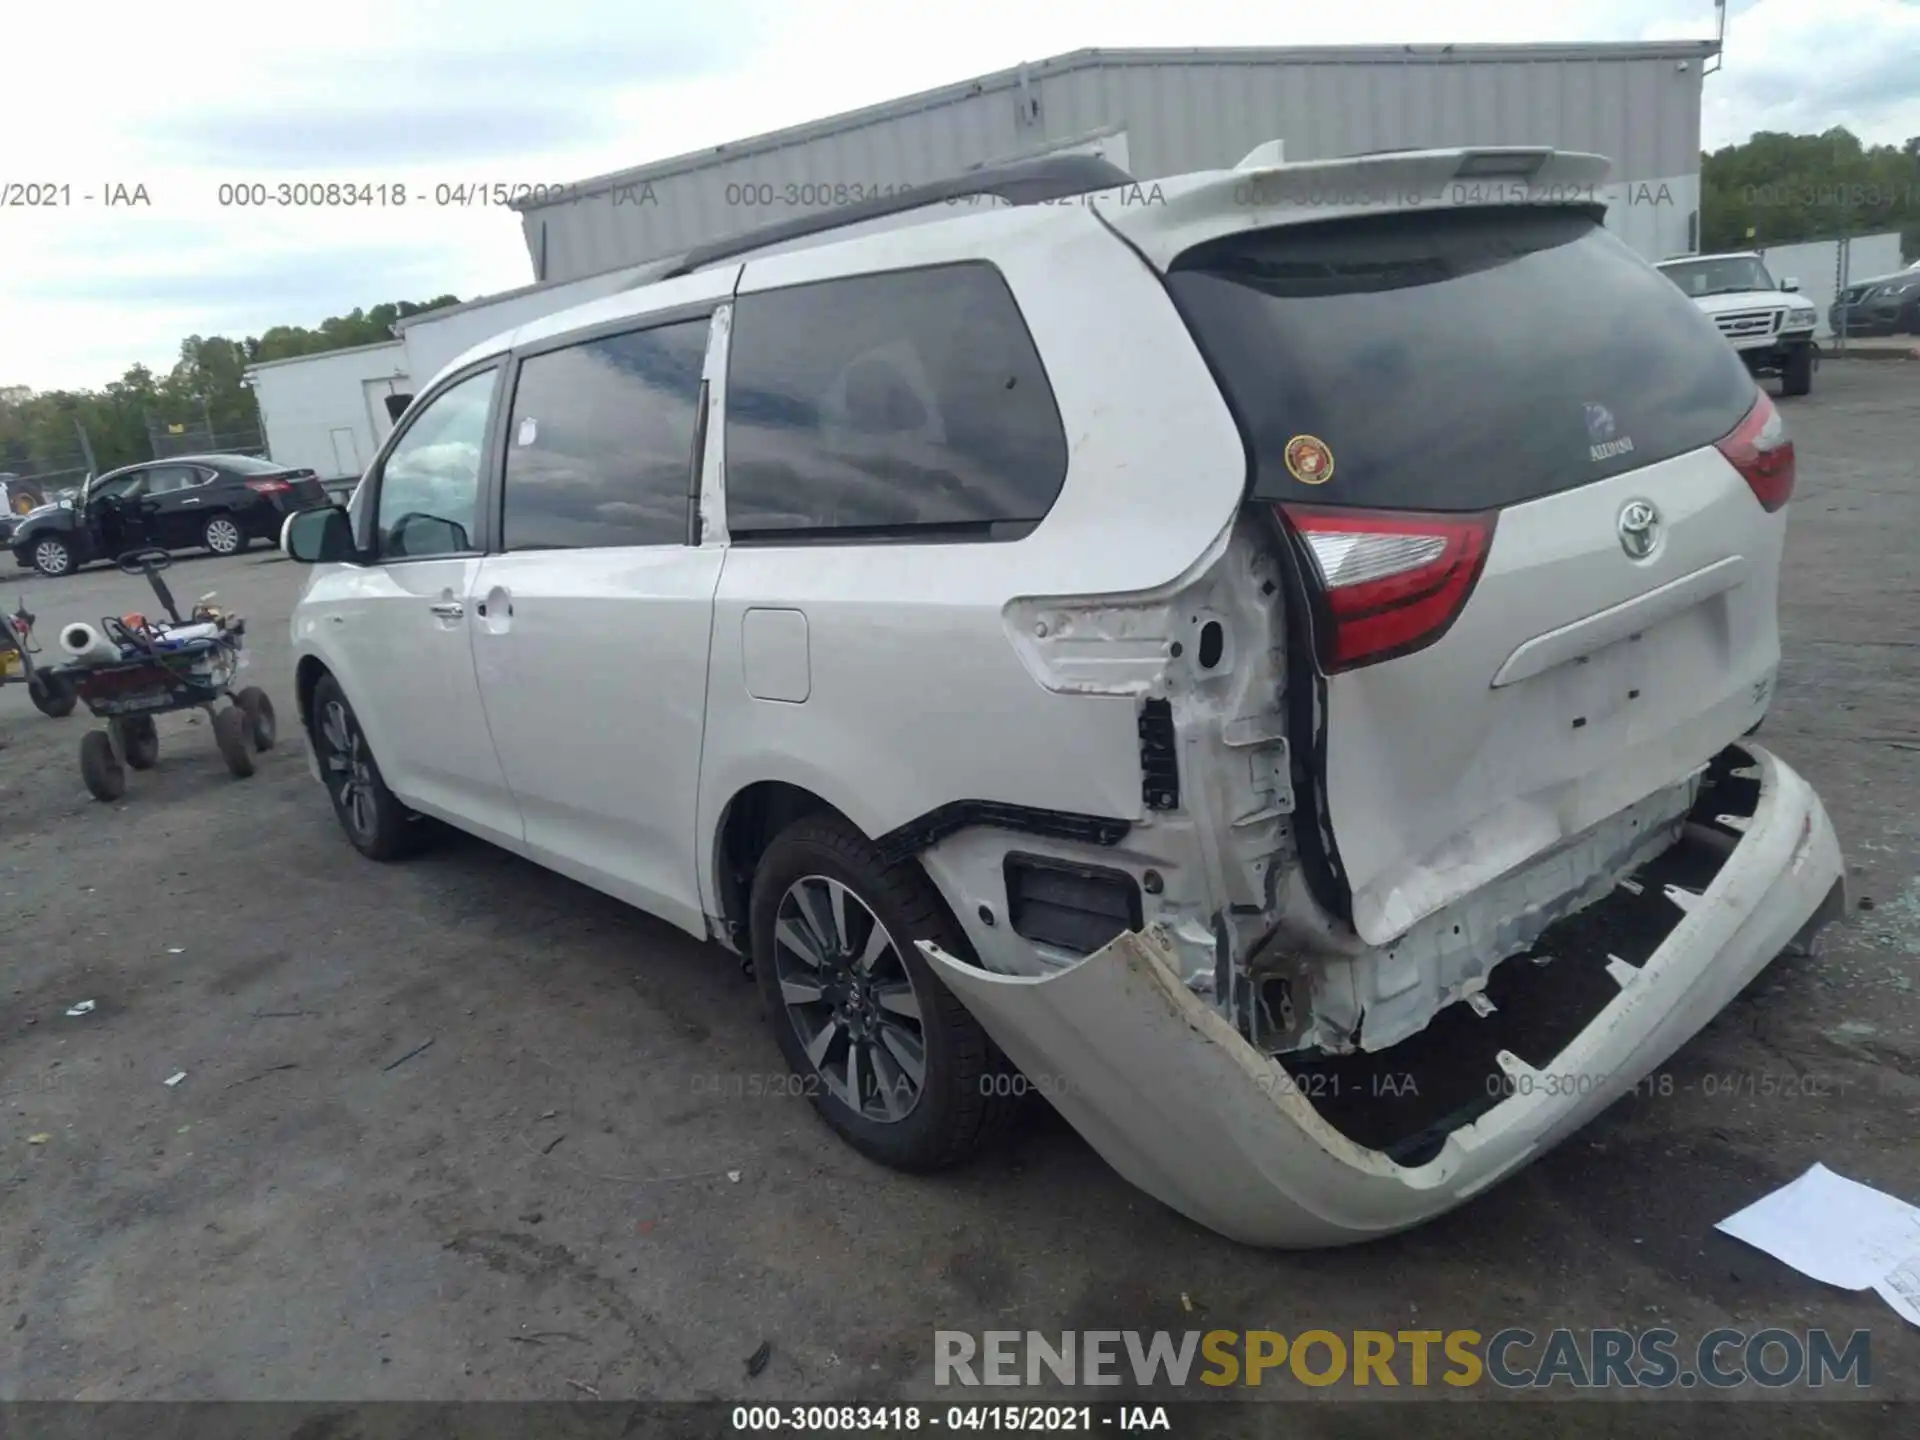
xmin=1278 ymin=504 xmax=1497 ymax=673
xmin=1716 ymin=390 xmax=1795 ymax=512
xmin=246 ymin=479 xmax=291 ymax=494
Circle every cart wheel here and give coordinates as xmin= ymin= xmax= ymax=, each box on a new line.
xmin=213 ymin=705 xmax=256 ymax=778
xmin=80 ymin=730 xmax=127 ymax=802
xmin=113 ymin=715 xmax=160 ymax=770
xmin=236 ymin=687 xmax=276 ymax=751
xmin=28 ymin=671 xmax=77 ymax=718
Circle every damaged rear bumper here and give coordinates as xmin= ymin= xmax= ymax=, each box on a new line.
xmin=921 ymin=744 xmax=1844 ymax=1248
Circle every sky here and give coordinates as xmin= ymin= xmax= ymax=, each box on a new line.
xmin=3 ymin=0 xmax=1916 ymax=393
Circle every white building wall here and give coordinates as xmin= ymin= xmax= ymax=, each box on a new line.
xmin=246 ymin=340 xmax=410 ymax=483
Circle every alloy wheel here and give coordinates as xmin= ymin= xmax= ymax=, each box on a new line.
xmin=773 ymin=875 xmax=929 ymax=1123
xmin=33 ymin=539 xmax=69 ymax=575
xmin=319 ymin=699 xmax=377 ymax=839
xmin=206 ymin=518 xmax=242 ymax=554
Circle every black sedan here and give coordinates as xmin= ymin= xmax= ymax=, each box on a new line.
xmin=10 ymin=455 xmax=330 ymax=577
xmin=1828 ymin=264 xmax=1920 ymax=337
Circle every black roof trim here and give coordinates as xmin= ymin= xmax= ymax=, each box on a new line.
xmin=660 ymin=153 xmax=1135 ymax=280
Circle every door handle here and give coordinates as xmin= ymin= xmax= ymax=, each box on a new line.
xmin=181 ymin=497 xmax=201 ymax=504
xmin=429 ymin=601 xmax=464 ymax=618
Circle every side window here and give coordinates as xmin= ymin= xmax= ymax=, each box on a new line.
xmin=374 ymin=367 xmax=496 ymax=560
xmin=502 ymin=317 xmax=709 ymax=551
xmin=91 ymin=472 xmax=145 ymax=502
xmin=145 ymin=465 xmax=199 ymax=495
xmin=723 ymin=263 xmax=1067 ymax=540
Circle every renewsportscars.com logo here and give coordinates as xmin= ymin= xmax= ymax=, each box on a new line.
xmin=934 ymin=1327 xmax=1872 ymax=1391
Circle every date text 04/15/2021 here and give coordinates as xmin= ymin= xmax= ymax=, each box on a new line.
xmin=730 ymin=1405 xmax=1170 ymax=1431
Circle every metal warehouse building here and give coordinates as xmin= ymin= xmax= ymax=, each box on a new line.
xmin=512 ymin=41 xmax=1717 ymax=284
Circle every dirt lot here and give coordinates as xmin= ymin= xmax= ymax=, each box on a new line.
xmin=1 ymin=365 xmax=1916 ymax=1423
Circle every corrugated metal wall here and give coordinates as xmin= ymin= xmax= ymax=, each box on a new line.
xmin=519 ymin=44 xmax=1711 ymax=284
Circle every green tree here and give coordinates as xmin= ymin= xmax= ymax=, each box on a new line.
xmin=1702 ymin=128 xmax=1920 ymax=255
xmin=0 ymin=295 xmax=461 ymax=481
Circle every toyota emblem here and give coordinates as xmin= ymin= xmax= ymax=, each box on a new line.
xmin=1618 ymin=499 xmax=1661 ymax=559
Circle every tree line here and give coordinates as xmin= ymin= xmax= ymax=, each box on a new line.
xmin=1701 ymin=127 xmax=1920 ymax=257
xmin=0 ymin=297 xmax=459 ymax=491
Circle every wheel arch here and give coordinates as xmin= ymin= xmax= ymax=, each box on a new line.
xmin=708 ymin=779 xmax=970 ymax=959
xmin=294 ymin=654 xmax=332 ymax=733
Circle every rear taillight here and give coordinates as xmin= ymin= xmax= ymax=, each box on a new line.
xmin=1716 ymin=391 xmax=1795 ymax=512
xmin=246 ymin=479 xmax=291 ymax=495
xmin=1277 ymin=504 xmax=1497 ymax=674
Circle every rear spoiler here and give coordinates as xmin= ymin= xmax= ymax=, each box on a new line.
xmin=1092 ymin=145 xmax=1613 ymax=270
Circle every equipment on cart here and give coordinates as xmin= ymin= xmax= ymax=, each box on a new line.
xmin=41 ymin=549 xmax=276 ymax=802
xmin=0 ymin=595 xmax=79 ymax=717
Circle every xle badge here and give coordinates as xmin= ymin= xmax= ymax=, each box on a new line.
xmin=1284 ymin=434 xmax=1334 ymax=485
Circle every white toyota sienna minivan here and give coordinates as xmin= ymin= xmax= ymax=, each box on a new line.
xmin=285 ymin=145 xmax=1847 ymax=1248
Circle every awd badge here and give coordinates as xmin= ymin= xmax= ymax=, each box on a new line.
xmin=1284 ymin=434 xmax=1335 ymax=485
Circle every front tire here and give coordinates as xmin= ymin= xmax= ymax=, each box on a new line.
xmin=213 ymin=705 xmax=256 ymax=777
xmin=750 ymin=813 xmax=1017 ymax=1172
xmin=203 ymin=515 xmax=247 ymax=556
xmin=1780 ymin=344 xmax=1814 ymax=397
xmin=31 ymin=536 xmax=73 ymax=577
xmin=236 ymin=686 xmax=276 ymax=750
xmin=311 ymin=673 xmax=421 ymax=860
xmin=80 ymin=730 xmax=126 ymax=802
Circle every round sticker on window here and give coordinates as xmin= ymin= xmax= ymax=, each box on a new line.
xmin=516 ymin=416 xmax=538 ymax=447
xmin=1284 ymin=434 xmax=1334 ymax=485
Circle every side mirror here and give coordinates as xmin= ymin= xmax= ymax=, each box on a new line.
xmin=1780 ymin=276 xmax=1800 ymax=292
xmin=384 ymin=393 xmax=414 ymax=423
xmin=283 ymin=506 xmax=359 ymax=564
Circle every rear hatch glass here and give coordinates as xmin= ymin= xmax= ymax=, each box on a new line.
xmin=1165 ymin=207 xmax=1757 ymax=512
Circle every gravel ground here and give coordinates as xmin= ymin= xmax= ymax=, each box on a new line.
xmin=1 ymin=365 xmax=1915 ymax=1429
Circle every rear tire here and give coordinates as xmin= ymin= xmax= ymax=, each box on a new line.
xmin=236 ymin=686 xmax=276 ymax=750
xmin=113 ymin=715 xmax=160 ymax=770
xmin=311 ymin=673 xmax=422 ymax=860
xmin=80 ymin=730 xmax=126 ymax=802
xmin=213 ymin=705 xmax=256 ymax=777
xmin=203 ymin=515 xmax=247 ymax=556
xmin=1780 ymin=344 xmax=1813 ymax=397
xmin=28 ymin=671 xmax=76 ymax=718
xmin=749 ymin=812 xmax=1019 ymax=1172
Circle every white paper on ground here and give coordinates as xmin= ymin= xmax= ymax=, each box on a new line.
xmin=1717 ymin=1163 xmax=1920 ymax=1326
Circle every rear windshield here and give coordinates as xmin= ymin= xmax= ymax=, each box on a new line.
xmin=1166 ymin=208 xmax=1757 ymax=512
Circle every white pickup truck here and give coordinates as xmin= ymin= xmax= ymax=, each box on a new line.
xmin=1654 ymin=251 xmax=1820 ymax=396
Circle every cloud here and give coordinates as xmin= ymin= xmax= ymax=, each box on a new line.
xmin=160 ymin=107 xmax=614 ymax=169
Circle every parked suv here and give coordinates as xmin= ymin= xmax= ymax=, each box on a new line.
xmin=11 ymin=454 xmax=330 ymax=576
xmin=1654 ymin=251 xmax=1819 ymax=395
xmin=284 ymin=146 xmax=1845 ymax=1248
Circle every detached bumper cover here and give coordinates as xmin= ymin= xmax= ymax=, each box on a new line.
xmin=922 ymin=745 xmax=1843 ymax=1248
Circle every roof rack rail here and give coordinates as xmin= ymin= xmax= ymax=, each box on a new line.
xmin=658 ymin=152 xmax=1135 ymax=280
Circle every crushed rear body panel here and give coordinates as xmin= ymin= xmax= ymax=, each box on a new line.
xmin=923 ymin=745 xmax=1843 ymax=1248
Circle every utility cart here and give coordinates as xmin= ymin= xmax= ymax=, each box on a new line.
xmin=47 ymin=549 xmax=276 ymax=801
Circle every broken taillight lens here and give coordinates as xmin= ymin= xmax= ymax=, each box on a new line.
xmin=1716 ymin=390 xmax=1795 ymax=512
xmin=1277 ymin=504 xmax=1497 ymax=674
